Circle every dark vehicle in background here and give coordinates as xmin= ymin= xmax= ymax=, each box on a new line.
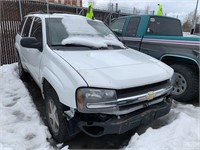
xmin=110 ymin=15 xmax=200 ymax=102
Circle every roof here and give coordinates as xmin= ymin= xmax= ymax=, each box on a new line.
xmin=25 ymin=13 xmax=102 ymax=22
xmin=117 ymin=14 xmax=180 ymax=21
xmin=26 ymin=13 xmax=80 ymax=18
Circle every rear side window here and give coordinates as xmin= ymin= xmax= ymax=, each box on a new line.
xmin=22 ymin=17 xmax=33 ymax=37
xmin=30 ymin=17 xmax=42 ymax=43
xmin=146 ymin=17 xmax=182 ymax=36
xmin=110 ymin=18 xmax=126 ymax=35
xmin=125 ymin=17 xmax=140 ymax=37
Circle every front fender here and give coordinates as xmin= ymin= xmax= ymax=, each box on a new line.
xmin=40 ymin=67 xmax=64 ymax=98
xmin=39 ymin=49 xmax=88 ymax=109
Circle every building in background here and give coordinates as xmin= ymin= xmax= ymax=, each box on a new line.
xmin=48 ymin=0 xmax=82 ymax=7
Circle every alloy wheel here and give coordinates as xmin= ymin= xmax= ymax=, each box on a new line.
xmin=48 ymin=98 xmax=59 ymax=134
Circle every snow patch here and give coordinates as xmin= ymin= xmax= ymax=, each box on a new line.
xmin=61 ymin=34 xmax=125 ymax=48
xmin=183 ymin=32 xmax=200 ymax=37
xmin=0 ymin=64 xmax=54 ymax=150
xmin=126 ymin=102 xmax=200 ymax=150
xmin=61 ymin=15 xmax=125 ymax=48
xmin=61 ymin=145 xmax=69 ymax=150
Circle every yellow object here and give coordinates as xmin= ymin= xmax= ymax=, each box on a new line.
xmin=157 ymin=4 xmax=163 ymax=16
xmin=86 ymin=2 xmax=94 ymax=19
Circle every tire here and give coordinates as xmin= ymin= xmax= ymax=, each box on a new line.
xmin=171 ymin=64 xmax=199 ymax=102
xmin=17 ymin=53 xmax=29 ymax=80
xmin=44 ymin=87 xmax=70 ymax=143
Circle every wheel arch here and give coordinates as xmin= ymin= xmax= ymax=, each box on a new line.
xmin=160 ymin=54 xmax=199 ymax=71
xmin=42 ymin=78 xmax=53 ymax=95
xmin=40 ymin=67 xmax=64 ymax=102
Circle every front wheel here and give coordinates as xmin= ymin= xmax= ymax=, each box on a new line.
xmin=171 ymin=64 xmax=199 ymax=102
xmin=45 ymin=88 xmax=70 ymax=143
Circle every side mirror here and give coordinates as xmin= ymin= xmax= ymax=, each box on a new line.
xmin=20 ymin=37 xmax=42 ymax=52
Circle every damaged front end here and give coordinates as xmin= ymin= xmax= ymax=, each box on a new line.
xmin=64 ymin=80 xmax=173 ymax=137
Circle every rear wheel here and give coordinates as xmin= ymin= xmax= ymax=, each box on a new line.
xmin=171 ymin=64 xmax=199 ymax=102
xmin=45 ymin=87 xmax=70 ymax=143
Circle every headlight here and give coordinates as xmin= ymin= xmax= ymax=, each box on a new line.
xmin=76 ymin=88 xmax=117 ymax=113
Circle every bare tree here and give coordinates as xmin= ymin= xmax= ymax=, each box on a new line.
xmin=182 ymin=11 xmax=200 ymax=32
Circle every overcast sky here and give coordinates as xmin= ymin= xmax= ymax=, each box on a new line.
xmin=82 ymin=0 xmax=199 ymax=21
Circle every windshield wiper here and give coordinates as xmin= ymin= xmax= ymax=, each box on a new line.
xmin=51 ymin=44 xmax=99 ymax=50
xmin=51 ymin=44 xmax=125 ymax=50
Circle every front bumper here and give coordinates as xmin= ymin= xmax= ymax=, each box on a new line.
xmin=78 ymin=97 xmax=172 ymax=137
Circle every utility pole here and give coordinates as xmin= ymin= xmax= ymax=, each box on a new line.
xmin=115 ymin=3 xmax=118 ymax=12
xmin=18 ymin=0 xmax=23 ymax=21
xmin=46 ymin=0 xmax=49 ymax=14
xmin=133 ymin=7 xmax=136 ymax=14
xmin=109 ymin=3 xmax=114 ymax=25
xmin=191 ymin=0 xmax=199 ymax=34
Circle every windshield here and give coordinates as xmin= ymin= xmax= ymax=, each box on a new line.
xmin=46 ymin=16 xmax=125 ymax=49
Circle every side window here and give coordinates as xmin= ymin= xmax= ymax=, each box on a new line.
xmin=110 ymin=18 xmax=126 ymax=36
xmin=30 ymin=17 xmax=42 ymax=43
xmin=22 ymin=17 xmax=33 ymax=37
xmin=125 ymin=17 xmax=140 ymax=37
xmin=18 ymin=17 xmax=27 ymax=35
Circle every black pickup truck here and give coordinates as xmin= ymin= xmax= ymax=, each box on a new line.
xmin=110 ymin=15 xmax=200 ymax=102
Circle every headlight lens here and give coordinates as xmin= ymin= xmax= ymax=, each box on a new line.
xmin=76 ymin=88 xmax=117 ymax=112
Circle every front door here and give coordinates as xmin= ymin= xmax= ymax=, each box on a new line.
xmin=25 ymin=17 xmax=43 ymax=83
xmin=20 ymin=17 xmax=43 ymax=84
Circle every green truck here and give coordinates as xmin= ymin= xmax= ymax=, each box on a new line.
xmin=110 ymin=15 xmax=199 ymax=102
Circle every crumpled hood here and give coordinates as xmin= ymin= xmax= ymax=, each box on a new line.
xmin=55 ymin=49 xmax=173 ymax=88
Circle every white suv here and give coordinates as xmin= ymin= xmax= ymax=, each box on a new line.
xmin=15 ymin=13 xmax=174 ymax=142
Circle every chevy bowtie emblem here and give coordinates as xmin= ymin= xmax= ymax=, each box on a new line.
xmin=146 ymin=91 xmax=156 ymax=100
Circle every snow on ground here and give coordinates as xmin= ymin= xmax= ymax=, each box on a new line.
xmin=0 ymin=64 xmax=53 ymax=150
xmin=126 ymin=101 xmax=200 ymax=150
xmin=0 ymin=63 xmax=199 ymax=150
xmin=183 ymin=32 xmax=200 ymax=37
